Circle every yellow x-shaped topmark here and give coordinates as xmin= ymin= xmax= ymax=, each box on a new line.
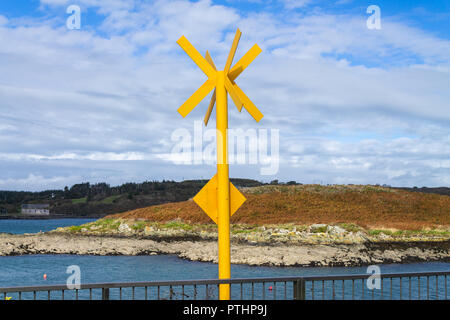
xmin=176 ymin=29 xmax=263 ymax=124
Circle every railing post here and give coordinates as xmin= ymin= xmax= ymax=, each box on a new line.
xmin=102 ymin=288 xmax=110 ymax=300
xmin=0 ymin=271 xmax=448 ymax=301
xmin=293 ymin=279 xmax=306 ymax=300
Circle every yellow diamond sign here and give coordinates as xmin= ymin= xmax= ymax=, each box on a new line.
xmin=193 ymin=174 xmax=246 ymax=224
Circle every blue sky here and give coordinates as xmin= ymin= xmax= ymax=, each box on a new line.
xmin=2 ymin=1 xmax=449 ymax=39
xmin=0 ymin=0 xmax=449 ymax=190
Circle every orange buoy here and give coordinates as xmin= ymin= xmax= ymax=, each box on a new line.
xmin=268 ymin=286 xmax=273 ymax=291
xmin=43 ymin=274 xmax=47 ymax=280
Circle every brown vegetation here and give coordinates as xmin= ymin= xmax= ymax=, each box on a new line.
xmin=106 ymin=185 xmax=450 ymax=230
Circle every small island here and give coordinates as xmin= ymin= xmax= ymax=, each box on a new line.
xmin=1 ymin=184 xmax=449 ymax=267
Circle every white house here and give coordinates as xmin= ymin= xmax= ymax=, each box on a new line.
xmin=21 ymin=204 xmax=50 ymax=215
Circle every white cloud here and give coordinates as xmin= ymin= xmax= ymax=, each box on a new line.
xmin=0 ymin=15 xmax=8 ymax=26
xmin=0 ymin=0 xmax=448 ymax=190
xmin=280 ymin=0 xmax=313 ymax=9
xmin=0 ymin=152 xmax=155 ymax=161
xmin=335 ymin=0 xmax=353 ymax=4
xmin=0 ymin=173 xmax=82 ymax=191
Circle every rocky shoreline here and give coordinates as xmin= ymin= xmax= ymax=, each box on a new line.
xmin=0 ymin=232 xmax=448 ymax=267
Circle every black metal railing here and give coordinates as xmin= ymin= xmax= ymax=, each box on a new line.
xmin=1 ymin=270 xmax=448 ymax=300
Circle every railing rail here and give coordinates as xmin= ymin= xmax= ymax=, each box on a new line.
xmin=1 ymin=270 xmax=449 ymax=300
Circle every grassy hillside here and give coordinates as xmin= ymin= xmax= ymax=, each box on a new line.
xmin=106 ymin=184 xmax=450 ymax=230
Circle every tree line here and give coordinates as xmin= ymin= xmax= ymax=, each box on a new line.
xmin=0 ymin=179 xmax=267 ymax=216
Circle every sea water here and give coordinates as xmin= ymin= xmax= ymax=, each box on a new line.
xmin=0 ymin=218 xmax=96 ymax=234
xmin=0 ymin=219 xmax=448 ymax=300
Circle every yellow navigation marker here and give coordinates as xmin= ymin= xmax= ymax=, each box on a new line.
xmin=176 ymin=28 xmax=263 ymax=300
xmin=193 ymin=174 xmax=246 ymax=225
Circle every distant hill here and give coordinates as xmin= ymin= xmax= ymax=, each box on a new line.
xmin=393 ymin=187 xmax=450 ymax=197
xmin=1 ymin=180 xmax=449 ymax=220
xmin=107 ymin=184 xmax=450 ymax=230
xmin=0 ymin=179 xmax=263 ymax=217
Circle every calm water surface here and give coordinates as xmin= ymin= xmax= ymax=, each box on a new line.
xmin=0 ymin=218 xmax=96 ymax=234
xmin=0 ymin=219 xmax=448 ymax=300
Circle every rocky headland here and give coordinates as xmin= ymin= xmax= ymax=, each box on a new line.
xmin=0 ymin=219 xmax=448 ymax=267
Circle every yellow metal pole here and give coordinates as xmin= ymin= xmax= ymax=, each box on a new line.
xmin=216 ymin=71 xmax=231 ymax=300
xmin=177 ymin=33 xmax=262 ymax=300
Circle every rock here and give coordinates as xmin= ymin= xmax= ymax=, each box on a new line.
xmin=0 ymin=227 xmax=447 ymax=267
xmin=144 ymin=226 xmax=154 ymax=236
xmin=378 ymin=232 xmax=390 ymax=240
xmin=309 ymin=224 xmax=327 ymax=233
xmin=327 ymin=225 xmax=346 ymax=236
xmin=118 ymin=223 xmax=132 ymax=233
xmin=356 ymin=231 xmax=369 ymax=240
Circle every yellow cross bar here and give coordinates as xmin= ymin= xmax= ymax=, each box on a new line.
xmin=204 ymin=51 xmax=217 ymax=126
xmin=224 ymin=29 xmax=242 ymax=73
xmin=231 ymin=80 xmax=263 ymax=122
xmin=177 ymin=79 xmax=216 ymax=118
xmin=224 ymin=75 xmax=243 ymax=111
xmin=228 ymin=44 xmax=262 ymax=81
xmin=177 ymin=36 xmax=217 ymax=79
